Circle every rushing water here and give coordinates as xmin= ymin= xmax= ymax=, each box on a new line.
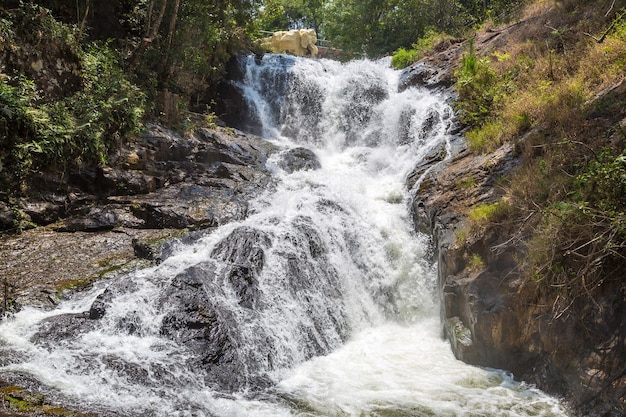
xmin=0 ymin=55 xmax=569 ymax=416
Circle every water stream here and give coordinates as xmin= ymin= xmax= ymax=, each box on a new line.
xmin=0 ymin=55 xmax=569 ymax=416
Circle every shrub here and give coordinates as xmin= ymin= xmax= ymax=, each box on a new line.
xmin=391 ymin=47 xmax=419 ymax=69
xmin=8 ymin=43 xmax=145 ymax=174
xmin=391 ymin=30 xmax=455 ymax=69
xmin=455 ymin=40 xmax=501 ymax=127
xmin=0 ymin=6 xmax=145 ymax=189
xmin=467 ymin=253 xmax=486 ymax=272
xmin=576 ymin=148 xmax=626 ymax=215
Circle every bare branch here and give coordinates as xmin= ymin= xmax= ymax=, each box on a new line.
xmin=606 ymin=0 xmax=616 ymax=18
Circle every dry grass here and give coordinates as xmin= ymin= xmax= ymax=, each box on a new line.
xmin=455 ymin=0 xmax=626 ymax=304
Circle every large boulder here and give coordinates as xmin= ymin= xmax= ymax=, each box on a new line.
xmin=277 ymin=147 xmax=321 ymax=173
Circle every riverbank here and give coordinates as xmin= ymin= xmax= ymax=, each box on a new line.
xmin=402 ymin=2 xmax=625 ymax=415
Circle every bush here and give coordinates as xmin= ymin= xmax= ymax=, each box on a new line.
xmin=391 ymin=30 xmax=456 ymax=69
xmin=391 ymin=47 xmax=419 ymax=69
xmin=468 ymin=201 xmax=512 ymax=229
xmin=0 ymin=6 xmax=145 ymax=189
xmin=7 ymin=43 xmax=145 ymax=174
xmin=454 ymin=40 xmax=501 ymax=128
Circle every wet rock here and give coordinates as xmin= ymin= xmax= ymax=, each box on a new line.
xmin=398 ymin=39 xmax=464 ymax=94
xmin=278 ymin=147 xmax=321 ymax=173
xmin=56 ymin=207 xmax=118 ymax=232
xmin=2 ymin=124 xmax=277 ymax=236
xmin=132 ymin=238 xmax=156 ymax=261
xmin=18 ymin=194 xmax=67 ymax=225
xmin=399 ymin=62 xmax=439 ymax=91
xmin=155 ymin=226 xmax=274 ymax=391
xmin=31 ymin=313 xmax=92 ymax=348
xmin=158 ymin=266 xmax=244 ymax=391
xmin=414 ymin=138 xmax=626 ymax=415
xmin=212 ymin=226 xmax=271 ymax=310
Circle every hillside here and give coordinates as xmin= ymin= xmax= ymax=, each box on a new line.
xmin=407 ymin=1 xmax=625 ymax=415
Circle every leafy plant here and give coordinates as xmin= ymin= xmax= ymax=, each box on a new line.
xmin=0 ymin=6 xmax=145 ymax=192
xmin=454 ymin=39 xmax=501 ymax=128
xmin=391 ymin=47 xmax=419 ymax=69
xmin=466 ymin=253 xmax=485 ymax=271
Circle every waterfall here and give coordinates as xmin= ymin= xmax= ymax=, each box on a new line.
xmin=0 ymin=55 xmax=569 ymax=417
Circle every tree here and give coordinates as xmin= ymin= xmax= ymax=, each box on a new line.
xmin=259 ymin=0 xmax=326 ymax=34
xmin=324 ymin=0 xmax=431 ymax=56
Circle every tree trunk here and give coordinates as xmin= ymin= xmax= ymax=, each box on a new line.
xmin=158 ymin=0 xmax=181 ymax=80
xmin=77 ymin=0 xmax=90 ymax=42
xmin=165 ymin=0 xmax=180 ymax=49
xmin=129 ymin=0 xmax=169 ymax=66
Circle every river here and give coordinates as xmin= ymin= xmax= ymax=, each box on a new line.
xmin=0 ymin=55 xmax=569 ymax=417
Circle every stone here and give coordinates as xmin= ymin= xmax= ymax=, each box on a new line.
xmin=0 ymin=123 xmax=277 ymax=311
xmin=398 ymin=39 xmax=464 ymax=94
xmin=0 ymin=202 xmax=16 ymax=230
xmin=278 ymin=147 xmax=321 ymax=173
xmin=413 ymin=138 xmax=626 ymax=416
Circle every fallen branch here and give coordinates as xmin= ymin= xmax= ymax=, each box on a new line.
xmin=605 ymin=0 xmax=616 ymax=18
xmin=584 ymin=19 xmax=617 ymax=43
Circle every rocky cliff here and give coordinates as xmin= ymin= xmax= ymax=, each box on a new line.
xmin=0 ymin=124 xmax=277 ymax=309
xmin=404 ymin=15 xmax=625 ymax=417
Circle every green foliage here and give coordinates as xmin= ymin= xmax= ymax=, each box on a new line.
xmin=576 ymin=148 xmax=626 ymax=215
xmin=614 ymin=9 xmax=626 ymax=41
xmin=456 ymin=176 xmax=477 ymax=189
xmin=254 ymin=0 xmax=527 ymax=57
xmin=0 ymin=22 xmax=144 ymax=188
xmin=391 ymin=48 xmax=419 ymax=69
xmin=466 ymin=253 xmax=485 ymax=271
xmin=454 ymin=39 xmax=501 ymax=127
xmin=324 ymin=0 xmax=433 ymax=57
xmin=391 ymin=30 xmax=455 ymax=69
xmin=413 ymin=29 xmax=455 ymax=54
xmin=468 ymin=201 xmax=510 ymax=226
xmin=258 ymin=0 xmax=326 ymax=33
xmin=465 ymin=120 xmax=505 ymax=153
xmin=258 ymin=0 xmax=290 ymax=31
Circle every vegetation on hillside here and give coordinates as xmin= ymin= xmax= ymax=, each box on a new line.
xmin=0 ymin=0 xmax=525 ymax=199
xmin=259 ymin=0 xmax=527 ymax=57
xmin=0 ymin=5 xmax=144 ymax=199
xmin=0 ymin=0 xmax=261 ymax=232
xmin=453 ymin=0 xmax=626 ymax=310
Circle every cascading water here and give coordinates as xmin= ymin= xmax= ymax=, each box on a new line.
xmin=0 ymin=55 xmax=570 ymax=417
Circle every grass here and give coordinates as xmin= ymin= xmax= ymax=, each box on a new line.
xmin=468 ymin=201 xmax=511 ymax=228
xmin=452 ymin=0 xmax=626 ymax=305
xmin=455 ymin=1 xmax=625 ymax=153
xmin=466 ymin=253 xmax=486 ymax=272
xmin=391 ymin=30 xmax=456 ymax=69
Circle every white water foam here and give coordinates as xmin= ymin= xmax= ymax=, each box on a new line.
xmin=0 ymin=55 xmax=570 ymax=417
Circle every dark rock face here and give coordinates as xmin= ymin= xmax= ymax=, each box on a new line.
xmin=10 ymin=125 xmax=276 ymax=233
xmin=413 ymin=142 xmax=626 ymax=416
xmin=398 ymin=39 xmax=464 ymax=94
xmin=0 ymin=124 xmax=276 ymax=310
xmin=278 ymin=147 xmax=321 ymax=173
